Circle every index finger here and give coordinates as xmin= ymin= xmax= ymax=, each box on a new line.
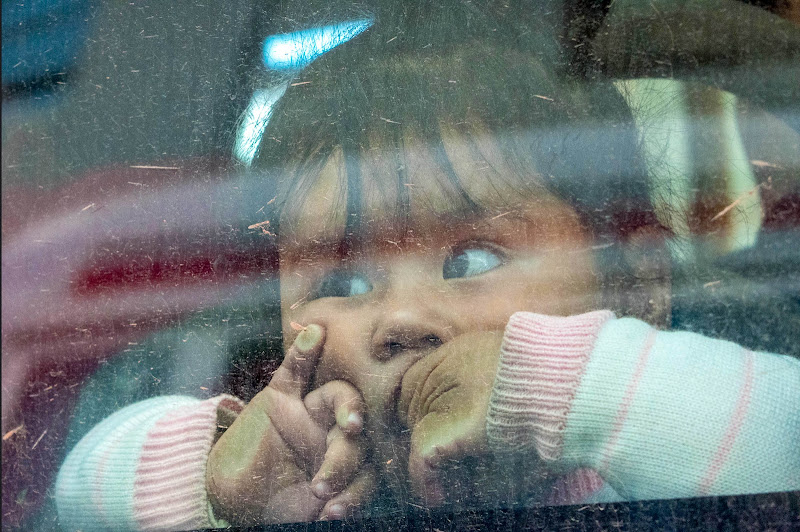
xmin=269 ymin=324 xmax=326 ymax=397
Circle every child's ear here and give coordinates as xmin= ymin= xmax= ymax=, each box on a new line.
xmin=602 ymin=226 xmax=672 ymax=328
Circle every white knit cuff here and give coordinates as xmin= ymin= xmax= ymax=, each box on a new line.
xmin=487 ymin=311 xmax=613 ymax=460
xmin=133 ymin=395 xmax=243 ymax=531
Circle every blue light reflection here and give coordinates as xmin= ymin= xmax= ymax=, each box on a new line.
xmin=262 ymin=19 xmax=373 ymax=70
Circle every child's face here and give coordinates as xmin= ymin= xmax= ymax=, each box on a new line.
xmin=279 ymin=134 xmax=600 ymax=498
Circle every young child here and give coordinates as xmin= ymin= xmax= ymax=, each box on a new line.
xmin=55 ymin=2 xmax=800 ymax=530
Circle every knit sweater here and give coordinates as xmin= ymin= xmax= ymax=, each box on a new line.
xmin=55 ymin=312 xmax=800 ymax=530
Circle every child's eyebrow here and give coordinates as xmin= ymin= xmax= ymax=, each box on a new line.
xmin=438 ymin=209 xmax=531 ymax=237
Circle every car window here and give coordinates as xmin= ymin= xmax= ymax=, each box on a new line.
xmin=3 ymin=1 xmax=799 ymax=530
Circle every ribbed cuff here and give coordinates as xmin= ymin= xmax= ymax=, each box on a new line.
xmin=133 ymin=395 xmax=243 ymax=531
xmin=487 ymin=311 xmax=613 ymax=461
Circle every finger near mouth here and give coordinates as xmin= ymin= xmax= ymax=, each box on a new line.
xmin=387 ymin=359 xmax=419 ymax=433
xmin=390 ymin=378 xmax=407 ymax=430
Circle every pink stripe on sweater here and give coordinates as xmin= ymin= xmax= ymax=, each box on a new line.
xmin=698 ymin=349 xmax=754 ymax=495
xmin=138 ymin=511 xmax=205 ymax=531
xmin=146 ymin=417 xmax=215 ymax=437
xmin=487 ymin=311 xmax=614 ymax=459
xmin=140 ymin=438 xmax=214 ymax=456
xmin=133 ymin=399 xmax=221 ymax=530
xmin=137 ymin=489 xmax=204 ymax=508
xmin=136 ymin=456 xmax=208 ymax=477
xmin=547 ymin=468 xmax=606 ymax=505
xmin=598 ymin=330 xmax=657 ymax=473
xmin=135 ymin=480 xmax=204 ymax=501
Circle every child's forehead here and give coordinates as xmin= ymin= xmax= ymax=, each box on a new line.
xmin=279 ymin=133 xmax=565 ymax=253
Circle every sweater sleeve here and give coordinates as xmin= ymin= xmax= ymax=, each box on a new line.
xmin=487 ymin=311 xmax=800 ymax=502
xmin=55 ymin=394 xmax=244 ymax=531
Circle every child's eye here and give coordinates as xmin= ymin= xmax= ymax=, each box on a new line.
xmin=312 ymin=269 xmax=373 ymax=299
xmin=443 ymin=245 xmax=504 ymax=279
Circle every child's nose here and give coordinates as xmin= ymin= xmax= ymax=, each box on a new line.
xmin=370 ymin=295 xmax=453 ymax=360
xmin=368 ymin=258 xmax=455 ymax=360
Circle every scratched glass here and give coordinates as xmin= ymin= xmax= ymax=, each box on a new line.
xmin=2 ymin=1 xmax=799 ymax=530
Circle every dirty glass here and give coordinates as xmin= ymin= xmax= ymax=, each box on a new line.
xmin=2 ymin=1 xmax=799 ymax=530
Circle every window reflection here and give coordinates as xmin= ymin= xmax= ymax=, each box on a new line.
xmin=262 ymin=19 xmax=374 ymax=70
xmin=2 ymin=1 xmax=799 ymax=530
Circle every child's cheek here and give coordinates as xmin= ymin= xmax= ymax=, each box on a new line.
xmin=530 ymin=252 xmax=600 ymax=314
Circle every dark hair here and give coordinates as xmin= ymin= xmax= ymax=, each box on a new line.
xmin=254 ymin=0 xmax=667 ymax=318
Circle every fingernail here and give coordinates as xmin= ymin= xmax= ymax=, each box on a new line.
xmin=295 ymin=324 xmax=322 ymax=352
xmin=347 ymin=412 xmax=362 ymax=430
xmin=338 ymin=408 xmax=362 ymax=430
xmin=313 ymin=481 xmax=330 ymax=499
xmin=326 ymin=503 xmax=345 ymax=520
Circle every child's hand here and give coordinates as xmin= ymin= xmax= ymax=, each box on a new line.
xmin=396 ymin=330 xmax=503 ymax=506
xmin=206 ymin=325 xmax=376 ymax=525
